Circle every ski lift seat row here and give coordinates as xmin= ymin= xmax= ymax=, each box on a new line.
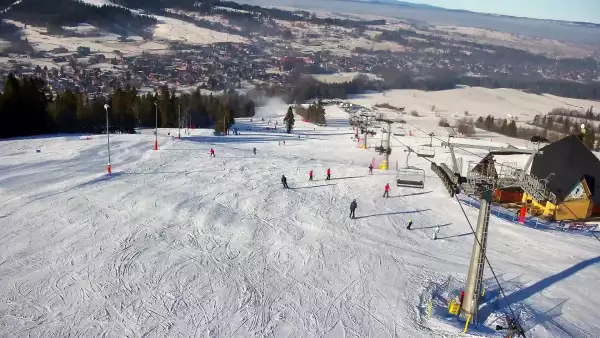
xmin=396 ymin=167 xmax=425 ymax=188
xmin=417 ymin=145 xmax=435 ymax=158
xmin=396 ymin=147 xmax=425 ymax=189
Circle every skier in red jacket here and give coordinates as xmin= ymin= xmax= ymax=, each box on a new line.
xmin=210 ymin=148 xmax=215 ymax=157
xmin=309 ymin=170 xmax=313 ymax=181
xmin=326 ymin=168 xmax=331 ymax=180
xmin=383 ymin=183 xmax=390 ymax=198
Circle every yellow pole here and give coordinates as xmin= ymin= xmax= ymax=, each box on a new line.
xmin=464 ymin=314 xmax=471 ymax=333
xmin=481 ymin=286 xmax=486 ymax=297
xmin=427 ymin=301 xmax=433 ymax=318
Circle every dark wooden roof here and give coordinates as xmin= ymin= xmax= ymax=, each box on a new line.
xmin=531 ymin=135 xmax=600 ymax=204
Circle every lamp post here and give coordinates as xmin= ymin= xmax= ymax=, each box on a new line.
xmin=104 ymin=104 xmax=111 ymax=174
xmin=154 ymin=99 xmax=158 ymax=150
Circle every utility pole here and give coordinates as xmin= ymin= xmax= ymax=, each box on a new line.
xmin=223 ymin=110 xmax=227 ymax=136
xmin=178 ymin=104 xmax=181 ymax=140
xmin=154 ymin=99 xmax=158 ymax=150
xmin=104 ymin=104 xmax=111 ymax=174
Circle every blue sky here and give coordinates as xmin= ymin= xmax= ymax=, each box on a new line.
xmin=404 ymin=0 xmax=600 ymax=23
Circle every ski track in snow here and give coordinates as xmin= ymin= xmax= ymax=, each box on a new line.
xmin=0 ymin=111 xmax=599 ymax=338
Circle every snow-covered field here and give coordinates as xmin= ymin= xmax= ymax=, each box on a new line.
xmin=1 ymin=103 xmax=599 ymax=337
xmin=152 ymin=15 xmax=246 ymax=45
xmin=351 ymin=87 xmax=599 ymax=122
xmin=312 ymin=72 xmax=382 ymax=84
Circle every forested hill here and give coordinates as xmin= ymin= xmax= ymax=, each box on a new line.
xmin=0 ymin=0 xmax=156 ymax=36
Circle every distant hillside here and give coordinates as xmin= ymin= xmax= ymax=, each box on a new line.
xmin=237 ymin=0 xmax=600 ymax=46
xmin=342 ymin=0 xmax=600 ymax=27
xmin=0 ymin=0 xmax=157 ymax=37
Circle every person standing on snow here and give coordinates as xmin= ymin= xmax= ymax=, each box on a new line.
xmin=350 ymin=199 xmax=357 ymax=219
xmin=368 ymin=163 xmax=373 ymax=175
xmin=281 ymin=175 xmax=289 ymax=189
xmin=309 ymin=170 xmax=313 ymax=181
xmin=326 ymin=168 xmax=331 ymax=180
xmin=210 ymin=148 xmax=215 ymax=157
xmin=406 ymin=219 xmax=413 ymax=230
xmin=253 ymin=147 xmax=256 ymax=155
xmin=383 ymin=183 xmax=390 ymax=198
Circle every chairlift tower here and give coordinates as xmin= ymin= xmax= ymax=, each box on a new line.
xmin=359 ymin=113 xmax=371 ymax=149
xmin=441 ymin=141 xmax=553 ymax=329
xmin=461 ymin=188 xmax=492 ymax=324
xmin=377 ymin=118 xmax=394 ymax=169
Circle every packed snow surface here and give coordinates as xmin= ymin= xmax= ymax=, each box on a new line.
xmin=0 ymin=104 xmax=599 ymax=337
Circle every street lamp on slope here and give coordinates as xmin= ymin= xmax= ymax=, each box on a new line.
xmin=104 ymin=104 xmax=111 ymax=174
xmin=154 ymin=96 xmax=158 ymax=150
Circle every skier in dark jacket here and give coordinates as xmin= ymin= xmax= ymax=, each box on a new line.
xmin=253 ymin=147 xmax=256 ymax=155
xmin=281 ymin=175 xmax=289 ymax=188
xmin=350 ymin=199 xmax=357 ymax=219
xmin=368 ymin=163 xmax=373 ymax=175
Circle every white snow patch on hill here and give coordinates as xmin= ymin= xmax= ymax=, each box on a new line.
xmin=6 ymin=20 xmax=169 ymax=56
xmin=80 ymin=0 xmax=113 ymax=6
xmin=152 ymin=15 xmax=246 ymax=45
xmin=312 ymin=72 xmax=382 ymax=84
xmin=351 ymin=87 xmax=599 ymax=122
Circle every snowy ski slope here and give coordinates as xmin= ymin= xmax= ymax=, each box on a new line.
xmin=0 ymin=103 xmax=599 ymax=338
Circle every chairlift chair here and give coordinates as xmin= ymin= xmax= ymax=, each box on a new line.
xmin=397 ymin=148 xmax=425 ymax=188
xmin=394 ymin=126 xmax=406 ymax=136
xmin=417 ymin=144 xmax=435 ymax=158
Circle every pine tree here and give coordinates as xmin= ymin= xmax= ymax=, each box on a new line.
xmin=508 ymin=120 xmax=518 ymax=137
xmin=284 ymin=106 xmax=295 ymax=133
xmin=475 ymin=116 xmax=484 ymax=128
xmin=484 ymin=115 xmax=495 ymax=131
xmin=545 ymin=116 xmax=554 ymax=131
xmin=583 ymin=125 xmax=596 ymax=149
xmin=500 ymin=119 xmax=508 ymax=135
xmin=562 ymin=117 xmax=571 ymax=133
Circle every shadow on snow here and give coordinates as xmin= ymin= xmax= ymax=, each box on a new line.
xmin=355 ymin=208 xmax=431 ymax=219
xmin=479 ymin=256 xmax=600 ymax=324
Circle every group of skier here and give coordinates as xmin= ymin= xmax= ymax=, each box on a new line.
xmin=349 ymin=183 xmax=392 ymax=219
xmin=210 ymin=145 xmax=401 ymax=224
xmin=282 ymin=168 xmax=331 ymax=188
